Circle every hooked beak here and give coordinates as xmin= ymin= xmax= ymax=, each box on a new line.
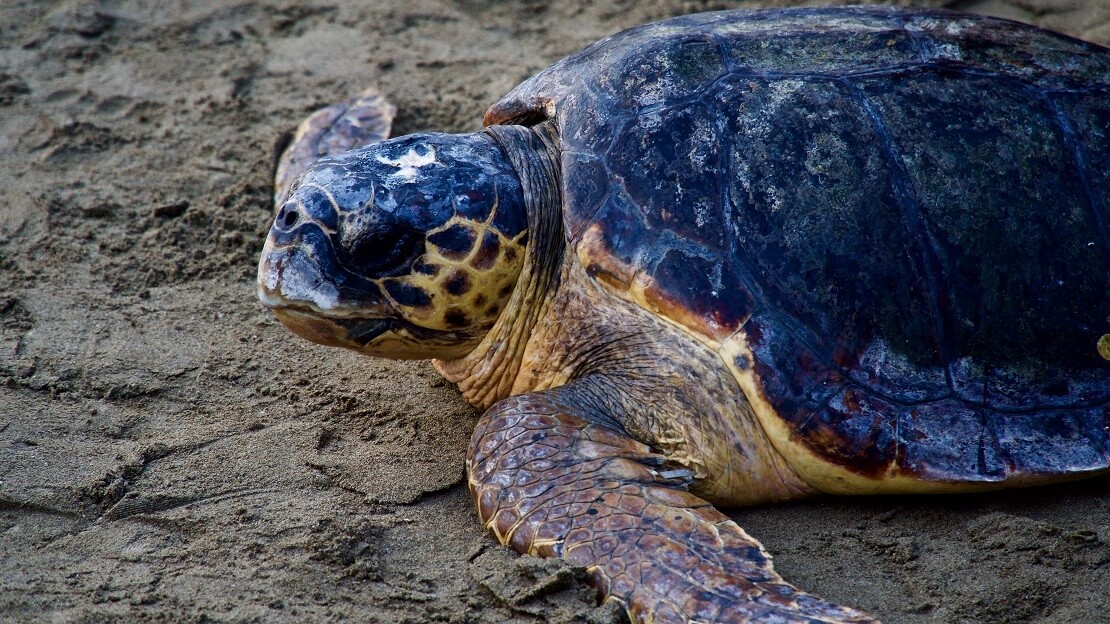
xmin=258 ymin=231 xmax=393 ymax=349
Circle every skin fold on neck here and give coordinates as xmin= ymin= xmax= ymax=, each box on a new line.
xmin=434 ymin=122 xmax=565 ymax=408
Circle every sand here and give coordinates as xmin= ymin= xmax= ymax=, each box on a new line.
xmin=1 ymin=1 xmax=1108 ymax=622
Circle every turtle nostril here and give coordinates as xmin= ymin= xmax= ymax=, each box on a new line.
xmin=277 ymin=204 xmax=301 ymax=229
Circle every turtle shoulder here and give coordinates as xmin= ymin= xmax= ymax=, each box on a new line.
xmin=489 ymin=7 xmax=1110 ymax=491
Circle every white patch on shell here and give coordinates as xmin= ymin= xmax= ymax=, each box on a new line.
xmin=638 ymin=110 xmax=664 ymax=131
xmin=735 ymin=80 xmax=805 ymax=214
xmin=855 ymin=335 xmax=919 ymax=382
xmin=687 ymin=117 xmax=717 ymax=228
xmin=376 ymin=146 xmax=438 ymax=180
xmin=944 ymin=20 xmax=969 ymax=36
xmin=906 ymin=17 xmax=965 ymax=61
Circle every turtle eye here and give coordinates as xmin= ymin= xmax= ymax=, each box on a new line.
xmin=342 ymin=224 xmax=422 ymax=278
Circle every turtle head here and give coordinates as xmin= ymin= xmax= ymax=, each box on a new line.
xmin=258 ymin=132 xmax=529 ymax=359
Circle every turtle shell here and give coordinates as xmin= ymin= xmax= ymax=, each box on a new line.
xmin=486 ymin=7 xmax=1110 ymax=490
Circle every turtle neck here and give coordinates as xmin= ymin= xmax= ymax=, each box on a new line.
xmin=434 ymin=121 xmax=566 ymax=408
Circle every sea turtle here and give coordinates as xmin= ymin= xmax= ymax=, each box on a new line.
xmin=257 ymin=6 xmax=1110 ymax=622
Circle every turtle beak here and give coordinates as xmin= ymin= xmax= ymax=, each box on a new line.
xmin=257 ymin=232 xmax=348 ymax=348
xmin=257 ymin=235 xmax=339 ymax=313
xmin=257 ymin=201 xmax=395 ymax=349
xmin=257 ymin=239 xmax=394 ymax=350
xmin=256 ymin=197 xmax=351 ymax=314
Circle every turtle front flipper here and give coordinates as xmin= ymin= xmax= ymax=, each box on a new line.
xmin=273 ymin=88 xmax=396 ymax=207
xmin=468 ymin=384 xmax=879 ymax=624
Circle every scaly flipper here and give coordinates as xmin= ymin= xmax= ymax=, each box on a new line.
xmin=273 ymin=88 xmax=396 ymax=207
xmin=468 ymin=383 xmax=880 ymax=624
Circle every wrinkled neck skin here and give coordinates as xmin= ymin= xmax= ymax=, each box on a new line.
xmin=434 ymin=121 xmax=565 ymax=407
xmin=436 ymin=122 xmax=812 ymax=506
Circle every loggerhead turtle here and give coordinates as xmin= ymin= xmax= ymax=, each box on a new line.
xmin=257 ymin=7 xmax=1110 ymax=623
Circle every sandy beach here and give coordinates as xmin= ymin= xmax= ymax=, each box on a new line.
xmin=1 ymin=1 xmax=1108 ymax=622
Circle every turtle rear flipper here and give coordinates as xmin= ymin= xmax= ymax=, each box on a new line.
xmin=273 ymin=88 xmax=396 ymax=207
xmin=468 ymin=382 xmax=879 ymax=624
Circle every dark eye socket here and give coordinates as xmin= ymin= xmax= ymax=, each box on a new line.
xmin=343 ymin=225 xmax=422 ymax=278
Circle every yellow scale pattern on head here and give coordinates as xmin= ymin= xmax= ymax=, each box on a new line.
xmin=376 ymin=193 xmax=528 ymax=333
